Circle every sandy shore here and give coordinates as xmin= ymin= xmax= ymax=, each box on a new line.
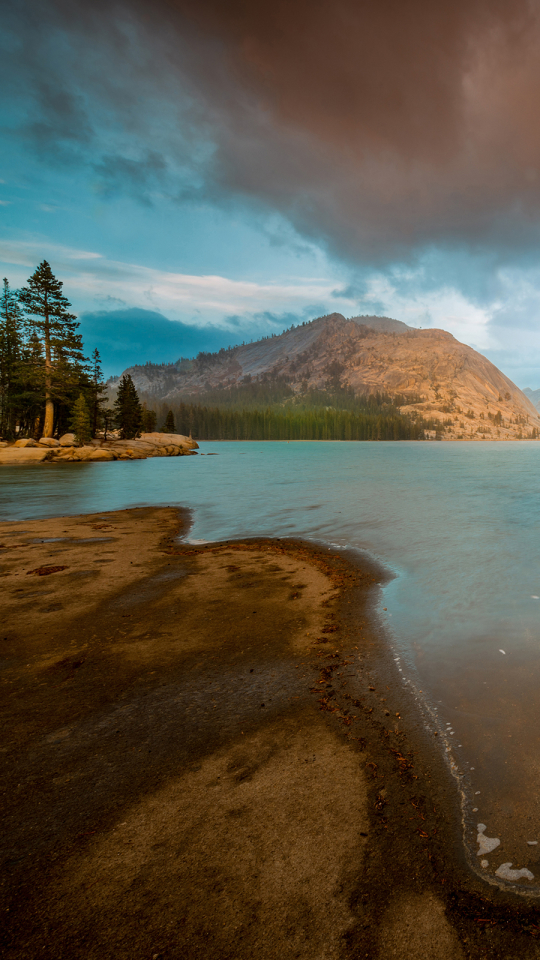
xmin=1 ymin=507 xmax=539 ymax=959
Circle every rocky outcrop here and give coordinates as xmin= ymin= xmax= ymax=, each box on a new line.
xmin=0 ymin=447 xmax=54 ymax=463
xmin=0 ymin=433 xmax=199 ymax=465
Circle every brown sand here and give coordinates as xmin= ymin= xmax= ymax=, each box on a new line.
xmin=1 ymin=508 xmax=539 ymax=959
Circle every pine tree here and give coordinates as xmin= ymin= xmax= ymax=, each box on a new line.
xmin=18 ymin=261 xmax=86 ymax=437
xmin=114 ymin=374 xmax=142 ymax=439
xmin=102 ymin=408 xmax=116 ymax=441
xmin=70 ymin=393 xmax=91 ymax=445
xmin=89 ymin=348 xmax=107 ymax=438
xmin=141 ymin=403 xmax=157 ymax=433
xmin=0 ymin=279 xmax=24 ymax=438
xmin=164 ymin=409 xmax=175 ymax=433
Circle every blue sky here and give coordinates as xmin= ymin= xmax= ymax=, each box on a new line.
xmin=2 ymin=0 xmax=540 ymax=384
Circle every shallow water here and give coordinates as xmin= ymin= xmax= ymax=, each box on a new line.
xmin=2 ymin=440 xmax=540 ymax=887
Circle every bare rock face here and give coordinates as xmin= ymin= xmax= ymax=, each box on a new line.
xmin=111 ymin=314 xmax=540 ymax=441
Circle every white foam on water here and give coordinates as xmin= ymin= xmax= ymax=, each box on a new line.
xmin=477 ymin=824 xmax=500 ymax=856
xmin=527 ymin=841 xmax=538 ymax=846
xmin=495 ymin=863 xmax=534 ymax=882
xmin=499 ymin=649 xmax=506 ymax=655
xmin=532 ymin=596 xmax=539 ymax=600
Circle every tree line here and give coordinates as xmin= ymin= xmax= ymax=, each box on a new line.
xmin=150 ymin=400 xmax=434 ymax=441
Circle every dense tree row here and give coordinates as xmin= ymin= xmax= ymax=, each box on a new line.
xmin=153 ymin=401 xmax=435 ymax=441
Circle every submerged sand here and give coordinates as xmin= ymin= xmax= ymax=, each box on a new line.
xmin=1 ymin=508 xmax=539 ymax=959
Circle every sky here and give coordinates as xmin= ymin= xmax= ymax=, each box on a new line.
xmin=2 ymin=0 xmax=540 ymax=383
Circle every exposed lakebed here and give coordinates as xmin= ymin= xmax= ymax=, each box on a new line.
xmin=2 ymin=439 xmax=540 ymax=889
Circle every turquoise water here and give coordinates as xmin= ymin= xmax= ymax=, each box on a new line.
xmin=3 ymin=440 xmax=540 ymax=883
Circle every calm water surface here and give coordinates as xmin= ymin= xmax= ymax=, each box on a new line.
xmin=3 ymin=440 xmax=540 ymax=886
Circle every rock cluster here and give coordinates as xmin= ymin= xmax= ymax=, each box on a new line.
xmin=0 ymin=432 xmax=198 ymax=465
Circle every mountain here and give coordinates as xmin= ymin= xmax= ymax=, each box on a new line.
xmin=523 ymin=387 xmax=540 ymax=412
xmin=109 ymin=313 xmax=540 ymax=440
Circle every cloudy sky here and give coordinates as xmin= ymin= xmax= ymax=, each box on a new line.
xmin=2 ymin=0 xmax=540 ymax=383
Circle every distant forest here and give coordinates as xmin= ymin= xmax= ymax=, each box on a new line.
xmin=145 ymin=382 xmax=441 ymax=441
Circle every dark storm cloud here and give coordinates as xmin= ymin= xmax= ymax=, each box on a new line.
xmin=6 ymin=0 xmax=540 ymax=262
xmin=93 ymin=152 xmax=168 ymax=203
xmin=26 ymin=83 xmax=94 ymax=162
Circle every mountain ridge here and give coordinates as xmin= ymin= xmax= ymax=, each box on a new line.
xmin=523 ymin=387 xmax=540 ymax=412
xmin=109 ymin=313 xmax=540 ymax=440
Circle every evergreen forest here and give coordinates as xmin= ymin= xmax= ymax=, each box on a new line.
xmin=148 ymin=383 xmax=441 ymax=442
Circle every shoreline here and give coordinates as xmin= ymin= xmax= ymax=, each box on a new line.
xmin=1 ymin=507 xmax=539 ymax=958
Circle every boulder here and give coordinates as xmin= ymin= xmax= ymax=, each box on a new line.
xmin=51 ymin=447 xmax=78 ymax=459
xmin=140 ymin=432 xmax=199 ymax=450
xmin=117 ymin=449 xmax=147 ymax=460
xmin=14 ymin=438 xmax=38 ymax=447
xmin=0 ymin=447 xmax=52 ymax=463
xmin=59 ymin=433 xmax=77 ymax=446
xmin=38 ymin=437 xmax=60 ymax=447
xmin=0 ymin=441 xmax=8 ymax=448
xmin=86 ymin=448 xmax=116 ymax=462
xmin=75 ymin=446 xmax=99 ymax=460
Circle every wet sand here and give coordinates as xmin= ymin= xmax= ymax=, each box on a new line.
xmin=1 ymin=507 xmax=540 ymax=959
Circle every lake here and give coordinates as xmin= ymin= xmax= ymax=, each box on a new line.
xmin=2 ymin=439 xmax=540 ymax=886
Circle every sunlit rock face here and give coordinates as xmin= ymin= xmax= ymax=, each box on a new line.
xmin=109 ymin=314 xmax=540 ymax=441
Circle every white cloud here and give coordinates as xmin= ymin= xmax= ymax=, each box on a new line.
xmin=0 ymin=239 xmax=103 ymax=268
xmin=344 ymin=270 xmax=492 ymax=349
xmin=0 ymin=238 xmax=345 ymax=323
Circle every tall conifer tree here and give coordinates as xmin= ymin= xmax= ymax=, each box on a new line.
xmin=164 ymin=409 xmax=176 ymax=433
xmin=18 ymin=261 xmax=86 ymax=437
xmin=0 ymin=279 xmax=24 ymax=438
xmin=70 ymin=393 xmax=92 ymax=445
xmin=114 ymin=374 xmax=142 ymax=439
xmin=89 ymin=348 xmax=107 ymax=438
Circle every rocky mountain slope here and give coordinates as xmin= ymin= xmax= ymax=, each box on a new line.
xmin=110 ymin=314 xmax=540 ymax=440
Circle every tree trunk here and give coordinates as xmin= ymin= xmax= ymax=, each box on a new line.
xmin=43 ymin=397 xmax=54 ymax=437
xmin=42 ymin=299 xmax=54 ymax=438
